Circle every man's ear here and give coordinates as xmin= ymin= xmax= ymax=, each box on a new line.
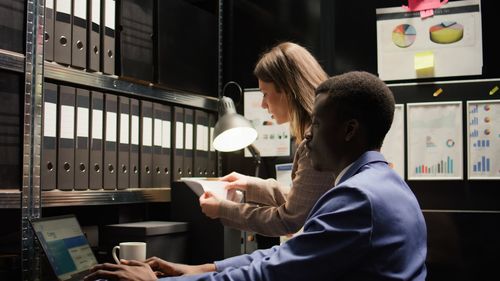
xmin=344 ymin=119 xmax=359 ymax=142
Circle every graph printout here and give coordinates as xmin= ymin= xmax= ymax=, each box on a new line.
xmin=467 ymin=100 xmax=500 ymax=179
xmin=376 ymin=0 xmax=482 ymax=81
xmin=381 ymin=104 xmax=405 ymax=179
xmin=407 ymin=102 xmax=463 ymax=180
xmin=244 ymin=90 xmax=290 ymax=157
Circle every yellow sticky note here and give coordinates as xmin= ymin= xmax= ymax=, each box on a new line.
xmin=433 ymin=88 xmax=443 ymax=97
xmin=415 ymin=51 xmax=435 ymax=77
xmin=490 ymin=86 xmax=499 ymax=96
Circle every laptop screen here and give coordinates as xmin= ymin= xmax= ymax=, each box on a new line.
xmin=30 ymin=215 xmax=98 ymax=281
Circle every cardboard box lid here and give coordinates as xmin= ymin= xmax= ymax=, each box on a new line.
xmin=104 ymin=221 xmax=188 ymax=236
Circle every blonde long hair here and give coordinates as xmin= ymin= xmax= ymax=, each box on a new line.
xmin=254 ymin=42 xmax=327 ymax=143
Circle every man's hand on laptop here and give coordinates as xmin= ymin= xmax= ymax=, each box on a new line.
xmin=83 ymin=258 xmax=216 ymax=280
xmin=83 ymin=260 xmax=157 ymax=281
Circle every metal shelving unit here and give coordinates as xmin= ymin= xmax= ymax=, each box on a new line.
xmin=0 ymin=49 xmax=24 ymax=73
xmin=0 ymin=188 xmax=170 ymax=209
xmin=0 ymin=29 xmax=220 ymax=211
xmin=0 ymin=51 xmax=219 ymax=111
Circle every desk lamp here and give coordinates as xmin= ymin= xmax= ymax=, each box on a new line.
xmin=212 ymin=82 xmax=261 ymax=176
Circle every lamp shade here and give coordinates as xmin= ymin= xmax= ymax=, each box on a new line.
xmin=212 ymin=97 xmax=257 ymax=152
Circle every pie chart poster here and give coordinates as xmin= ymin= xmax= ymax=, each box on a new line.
xmin=376 ymin=0 xmax=482 ymax=81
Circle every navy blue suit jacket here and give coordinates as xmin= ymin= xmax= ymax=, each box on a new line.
xmin=161 ymin=151 xmax=427 ymax=281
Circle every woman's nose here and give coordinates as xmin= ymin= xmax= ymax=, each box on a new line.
xmin=261 ymin=98 xmax=267 ymax=109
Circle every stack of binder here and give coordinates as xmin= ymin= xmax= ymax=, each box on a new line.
xmin=46 ymin=0 xmax=115 ymax=74
xmin=39 ymin=82 xmax=218 ymax=191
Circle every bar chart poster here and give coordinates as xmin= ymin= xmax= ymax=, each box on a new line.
xmin=407 ymin=102 xmax=463 ymax=180
xmin=467 ymin=100 xmax=500 ymax=179
xmin=381 ymin=104 xmax=405 ymax=178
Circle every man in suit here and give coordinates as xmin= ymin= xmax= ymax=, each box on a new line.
xmin=85 ymin=71 xmax=427 ymax=281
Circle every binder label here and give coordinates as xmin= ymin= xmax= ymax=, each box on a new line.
xmin=76 ymin=107 xmax=89 ymax=137
xmin=143 ymin=117 xmax=153 ymax=146
xmin=197 ymin=125 xmax=208 ymax=151
xmin=105 ymin=0 xmax=115 ymax=29
xmin=43 ymin=102 xmax=57 ymax=137
xmin=210 ymin=127 xmax=215 ymax=151
xmin=162 ymin=120 xmax=171 ymax=148
xmin=176 ymin=122 xmax=184 ymax=149
xmin=154 ymin=119 xmax=162 ymax=146
xmin=60 ymin=105 xmax=75 ymax=139
xmin=92 ymin=109 xmax=103 ymax=140
xmin=131 ymin=115 xmax=139 ymax=145
xmin=57 ymin=0 xmax=71 ymax=14
xmin=46 ymin=0 xmax=54 ymax=9
xmin=92 ymin=0 xmax=100 ymax=24
xmin=74 ymin=0 xmax=87 ymax=19
xmin=120 ymin=113 xmax=129 ymax=144
xmin=106 ymin=112 xmax=117 ymax=142
xmin=185 ymin=123 xmax=193 ymax=150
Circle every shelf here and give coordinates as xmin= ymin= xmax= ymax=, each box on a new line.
xmin=0 ymin=188 xmax=170 ymax=209
xmin=0 ymin=49 xmax=219 ymax=111
xmin=0 ymin=49 xmax=24 ymax=73
xmin=44 ymin=62 xmax=219 ymax=111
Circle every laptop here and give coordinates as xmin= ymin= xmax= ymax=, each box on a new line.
xmin=30 ymin=215 xmax=99 ymax=281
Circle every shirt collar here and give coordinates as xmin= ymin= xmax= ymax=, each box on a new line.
xmin=334 ymin=162 xmax=354 ymax=186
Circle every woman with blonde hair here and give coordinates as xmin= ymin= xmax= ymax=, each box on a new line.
xmin=199 ymin=42 xmax=336 ymax=236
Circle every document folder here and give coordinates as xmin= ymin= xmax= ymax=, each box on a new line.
xmin=103 ymin=93 xmax=117 ymax=190
xmin=74 ymin=88 xmax=90 ymax=190
xmin=208 ymin=113 xmax=217 ymax=177
xmin=41 ymin=82 xmax=58 ymax=190
xmin=57 ymin=85 xmax=75 ymax=190
xmin=117 ymin=96 xmax=130 ymax=190
xmin=162 ymin=105 xmax=172 ymax=186
xmin=88 ymin=0 xmax=101 ymax=72
xmin=103 ymin=0 xmax=115 ymax=74
xmin=54 ymin=0 xmax=72 ymax=65
xmin=152 ymin=103 xmax=171 ymax=188
xmin=129 ymin=98 xmax=140 ymax=188
xmin=152 ymin=103 xmax=163 ymax=188
xmin=71 ymin=0 xmax=87 ymax=68
xmin=183 ymin=108 xmax=194 ymax=177
xmin=172 ymin=106 xmax=184 ymax=181
xmin=140 ymin=100 xmax=153 ymax=188
xmin=44 ymin=0 xmax=55 ymax=61
xmin=194 ymin=110 xmax=208 ymax=177
xmin=89 ymin=91 xmax=104 ymax=190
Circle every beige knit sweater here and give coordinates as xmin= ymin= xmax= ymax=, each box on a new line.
xmin=218 ymin=140 xmax=336 ymax=236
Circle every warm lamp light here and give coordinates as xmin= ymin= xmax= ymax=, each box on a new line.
xmin=212 ymin=96 xmax=257 ymax=152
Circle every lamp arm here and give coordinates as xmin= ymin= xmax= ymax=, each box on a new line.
xmin=247 ymin=144 xmax=261 ymax=178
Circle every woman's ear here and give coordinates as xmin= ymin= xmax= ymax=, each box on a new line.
xmin=344 ymin=119 xmax=359 ymax=142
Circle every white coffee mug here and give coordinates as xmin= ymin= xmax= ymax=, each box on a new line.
xmin=112 ymin=242 xmax=146 ymax=263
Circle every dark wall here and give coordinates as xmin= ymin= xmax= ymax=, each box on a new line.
xmin=156 ymin=0 xmax=218 ymax=97
xmin=223 ymin=0 xmax=322 ymax=88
